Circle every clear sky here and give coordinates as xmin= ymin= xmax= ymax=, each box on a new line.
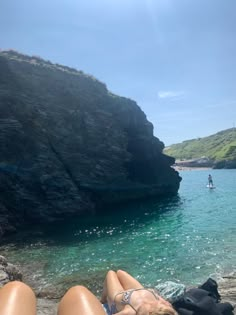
xmin=0 ymin=0 xmax=235 ymax=146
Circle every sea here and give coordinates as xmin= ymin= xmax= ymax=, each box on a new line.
xmin=0 ymin=169 xmax=235 ymax=295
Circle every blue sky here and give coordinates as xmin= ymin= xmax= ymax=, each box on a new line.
xmin=0 ymin=0 xmax=235 ymax=145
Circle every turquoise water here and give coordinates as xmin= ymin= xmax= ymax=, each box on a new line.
xmin=1 ymin=169 xmax=236 ymax=294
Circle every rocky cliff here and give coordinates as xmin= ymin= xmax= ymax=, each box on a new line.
xmin=0 ymin=50 xmax=181 ymax=237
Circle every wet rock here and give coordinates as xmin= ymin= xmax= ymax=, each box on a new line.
xmin=5 ymin=263 xmax=23 ymax=281
xmin=0 ymin=270 xmax=8 ymax=284
xmin=0 ymin=255 xmax=22 ymax=287
xmin=0 ymin=255 xmax=8 ymax=267
xmin=218 ymin=272 xmax=236 ymax=310
xmin=37 ymin=298 xmax=59 ymax=315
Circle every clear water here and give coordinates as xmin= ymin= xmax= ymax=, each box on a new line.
xmin=1 ymin=169 xmax=235 ymax=295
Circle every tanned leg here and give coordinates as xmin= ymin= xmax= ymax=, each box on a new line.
xmin=0 ymin=281 xmax=36 ymax=315
xmin=101 ymin=270 xmax=124 ymax=309
xmin=116 ymin=269 xmax=143 ymax=290
xmin=57 ymin=285 xmax=106 ymax=315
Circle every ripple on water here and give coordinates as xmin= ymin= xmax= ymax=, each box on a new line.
xmin=1 ymin=170 xmax=236 ymax=293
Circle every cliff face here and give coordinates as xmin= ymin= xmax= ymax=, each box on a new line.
xmin=0 ymin=51 xmax=181 ymax=236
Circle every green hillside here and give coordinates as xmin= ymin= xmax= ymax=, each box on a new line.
xmin=164 ymin=128 xmax=236 ymax=168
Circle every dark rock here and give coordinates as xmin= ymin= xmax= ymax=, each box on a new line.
xmin=0 ymin=50 xmax=181 ymax=237
xmin=5 ymin=263 xmax=23 ymax=281
xmin=37 ymin=298 xmax=59 ymax=315
xmin=218 ymin=272 xmax=236 ymax=310
xmin=0 ymin=270 xmax=8 ymax=284
xmin=0 ymin=255 xmax=8 ymax=267
xmin=213 ymin=159 xmax=236 ymax=169
xmin=0 ymin=255 xmax=23 ymax=287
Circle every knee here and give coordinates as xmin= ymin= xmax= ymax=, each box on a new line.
xmin=63 ymin=285 xmax=91 ymax=299
xmin=68 ymin=285 xmax=89 ymax=294
xmin=0 ymin=281 xmax=36 ymax=313
xmin=3 ymin=280 xmax=24 ymax=288
xmin=106 ymin=270 xmax=116 ymax=278
xmin=105 ymin=270 xmax=117 ymax=282
xmin=107 ymin=270 xmax=115 ymax=276
xmin=2 ymin=281 xmax=35 ymax=296
xmin=116 ymin=269 xmax=125 ymax=276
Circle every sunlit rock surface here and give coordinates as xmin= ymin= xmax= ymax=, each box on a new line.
xmin=0 ymin=50 xmax=181 ymax=236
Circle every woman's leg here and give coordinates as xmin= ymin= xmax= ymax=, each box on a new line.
xmin=101 ymin=270 xmax=124 ymax=309
xmin=0 ymin=281 xmax=36 ymax=315
xmin=58 ymin=285 xmax=106 ymax=315
xmin=116 ymin=269 xmax=143 ymax=290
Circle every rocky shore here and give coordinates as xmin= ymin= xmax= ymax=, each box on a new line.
xmin=172 ymin=165 xmax=212 ymax=171
xmin=0 ymin=256 xmax=235 ymax=315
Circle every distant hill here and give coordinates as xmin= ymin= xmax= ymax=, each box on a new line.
xmin=164 ymin=128 xmax=236 ymax=169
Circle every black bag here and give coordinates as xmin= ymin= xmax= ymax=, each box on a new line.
xmin=172 ymin=278 xmax=234 ymax=315
xmin=199 ymin=278 xmax=221 ymax=302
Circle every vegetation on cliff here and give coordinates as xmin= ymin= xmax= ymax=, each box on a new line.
xmin=164 ymin=128 xmax=236 ymax=168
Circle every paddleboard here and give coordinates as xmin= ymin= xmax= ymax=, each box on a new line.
xmin=206 ymin=185 xmax=216 ymax=189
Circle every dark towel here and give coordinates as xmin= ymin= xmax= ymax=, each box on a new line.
xmin=173 ymin=278 xmax=234 ymax=315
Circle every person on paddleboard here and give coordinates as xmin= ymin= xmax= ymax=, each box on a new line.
xmin=208 ymin=174 xmax=213 ymax=187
